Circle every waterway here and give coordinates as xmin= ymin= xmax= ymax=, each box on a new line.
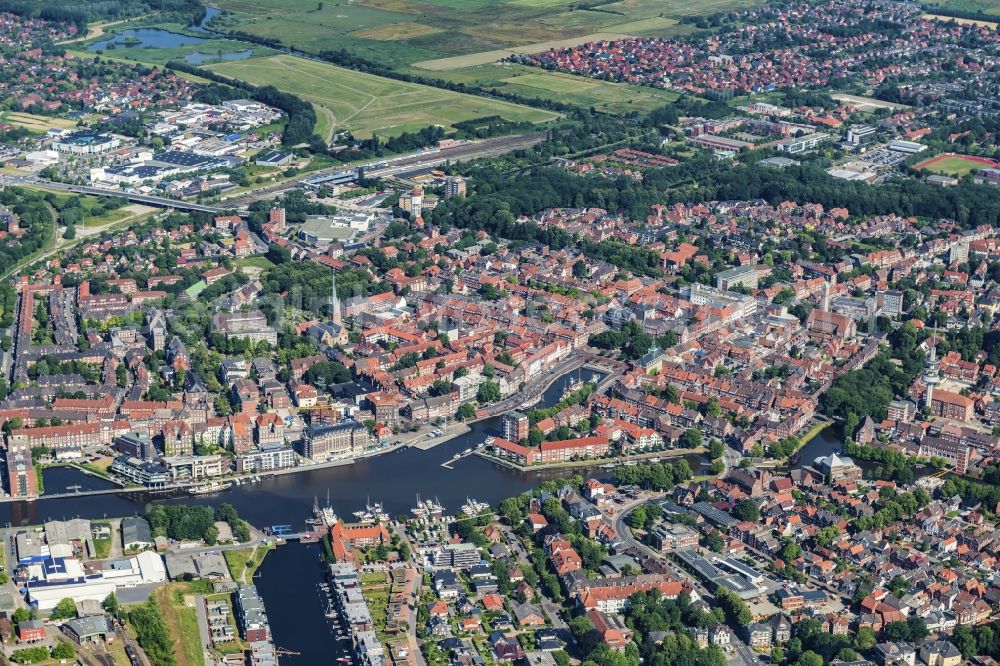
xmin=0 ymin=368 xmax=716 ymax=662
xmin=86 ymin=10 xmax=253 ymax=64
xmin=189 ymin=7 xmax=222 ymax=33
xmin=792 ymin=422 xmax=843 ymax=468
xmin=0 ymin=369 xmax=636 ymax=528
xmin=253 ymin=541 xmax=348 ymax=664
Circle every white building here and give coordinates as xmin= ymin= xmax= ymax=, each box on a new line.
xmin=26 ymin=551 xmax=167 ymax=611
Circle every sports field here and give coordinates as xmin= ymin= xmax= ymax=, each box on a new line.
xmin=206 ymin=54 xmax=558 ymax=138
xmin=914 ymin=153 xmax=1000 ymax=175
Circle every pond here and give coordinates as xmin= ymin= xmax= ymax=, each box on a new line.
xmin=88 ymin=28 xmax=209 ymax=51
xmin=184 ymin=49 xmax=254 ymax=65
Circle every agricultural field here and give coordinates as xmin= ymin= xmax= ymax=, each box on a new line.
xmin=3 ymin=112 xmax=77 ymax=132
xmin=205 ymin=54 xmax=558 ymax=138
xmin=914 ymin=153 xmax=1000 ymax=175
xmin=920 ymin=0 xmax=1000 ymax=15
xmin=921 ymin=12 xmax=999 ymax=25
xmin=204 ymin=0 xmax=757 ymax=110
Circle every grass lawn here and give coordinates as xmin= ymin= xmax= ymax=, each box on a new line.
xmin=206 ymin=54 xmax=558 ymax=138
xmin=236 ymin=255 xmax=276 ymax=270
xmin=919 ymin=0 xmax=1000 ymax=15
xmin=80 ymin=456 xmax=115 ymax=477
xmin=153 ymin=583 xmax=207 ymax=666
xmin=105 ymin=638 xmax=132 ymax=665
xmin=420 ymin=63 xmax=678 ymax=115
xmin=224 ymin=544 xmax=273 ymax=583
xmin=93 ymin=534 xmax=112 ymax=559
xmin=412 ymin=31 xmax=632 ymax=70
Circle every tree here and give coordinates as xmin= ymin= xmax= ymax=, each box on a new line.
xmin=456 ymin=403 xmax=476 ymax=420
xmin=50 ymin=597 xmax=78 ymax=620
xmin=627 ymin=506 xmax=647 ymax=530
xmin=855 ymin=627 xmax=876 ymax=650
xmin=837 ymin=648 xmax=860 ymax=662
xmin=714 ymin=587 xmax=752 ymax=625
xmin=103 ymin=591 xmax=121 ymax=619
xmin=12 ymin=608 xmax=30 ymax=624
xmin=797 ymin=652 xmax=823 ymax=666
xmin=51 ymin=642 xmax=75 ymax=659
xmin=477 ymin=381 xmax=500 ymax=403
xmin=708 ymin=439 xmax=725 ymax=459
xmin=731 ymin=499 xmax=760 ymax=522
xmin=780 ymin=540 xmax=801 ymax=562
xmin=681 ymin=428 xmax=702 ymax=449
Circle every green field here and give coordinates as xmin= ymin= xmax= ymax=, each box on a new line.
xmin=204 ymin=0 xmax=761 ymax=111
xmin=920 ymin=0 xmax=1000 ymax=15
xmin=433 ymin=64 xmax=678 ymax=114
xmin=206 ymin=54 xmax=558 ymax=138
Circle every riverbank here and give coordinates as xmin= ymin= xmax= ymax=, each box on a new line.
xmin=476 ymin=446 xmax=706 ymax=472
xmin=406 ymin=423 xmax=473 ymax=451
xmin=796 ymin=418 xmax=833 ymax=450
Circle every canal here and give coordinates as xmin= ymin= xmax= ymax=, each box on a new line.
xmin=253 ymin=541 xmax=347 ymax=664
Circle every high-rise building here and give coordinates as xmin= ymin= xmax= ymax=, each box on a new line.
xmin=268 ymin=207 xmax=286 ymax=228
xmin=444 ymin=176 xmax=467 ymax=199
xmin=502 ymin=411 xmax=530 ymax=443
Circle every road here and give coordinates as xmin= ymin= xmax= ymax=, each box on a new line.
xmin=0 ymin=174 xmax=225 ymax=214
xmin=474 ymin=354 xmax=586 ymax=419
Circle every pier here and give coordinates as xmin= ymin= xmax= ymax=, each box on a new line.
xmin=268 ymin=525 xmax=324 ymax=543
xmin=440 ymin=438 xmax=492 ymax=469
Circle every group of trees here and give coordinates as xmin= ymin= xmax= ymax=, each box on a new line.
xmin=10 ymin=643 xmax=74 ymax=664
xmin=303 ymin=360 xmax=352 ymax=388
xmin=261 ymin=261 xmax=388 ymax=316
xmin=129 ymin=601 xmax=175 ymax=666
xmin=820 ymin=353 xmax=915 ymax=428
xmin=612 ymin=459 xmax=693 ymax=490
xmin=589 ymin=321 xmax=676 ymax=360
xmin=146 ymin=503 xmax=249 ymax=544
xmin=0 ymin=188 xmax=55 ymax=278
xmin=0 ymin=0 xmax=202 ymax=29
xmin=623 ymin=592 xmax=727 ymax=666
